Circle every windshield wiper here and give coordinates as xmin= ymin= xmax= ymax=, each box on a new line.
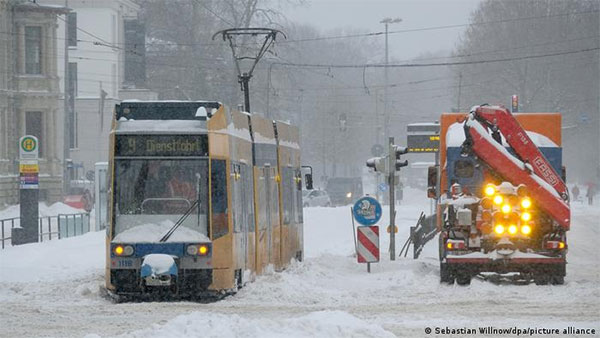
xmin=159 ymin=199 xmax=199 ymax=243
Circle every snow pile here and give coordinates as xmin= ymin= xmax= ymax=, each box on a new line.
xmin=110 ymin=310 xmax=394 ymax=338
xmin=0 ymin=230 xmax=105 ymax=283
xmin=0 ymin=202 xmax=85 ymax=219
xmin=446 ymin=121 xmax=559 ymax=148
xmin=142 ymin=254 xmax=177 ymax=276
xmin=116 ymin=119 xmax=206 ymax=133
xmin=113 ymin=220 xmax=210 ymax=243
xmin=253 ymin=131 xmax=276 ymax=145
xmin=278 ymin=139 xmax=300 ymax=150
xmin=212 ymin=122 xmax=252 ymax=143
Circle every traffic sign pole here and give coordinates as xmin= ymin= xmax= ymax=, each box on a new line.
xmin=13 ymin=135 xmax=39 ymax=245
xmin=388 ymin=137 xmax=396 ymax=261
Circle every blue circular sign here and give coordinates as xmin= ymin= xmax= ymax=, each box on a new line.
xmin=353 ymin=196 xmax=382 ymax=226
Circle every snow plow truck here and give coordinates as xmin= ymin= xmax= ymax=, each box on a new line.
xmin=431 ymin=105 xmax=569 ymax=285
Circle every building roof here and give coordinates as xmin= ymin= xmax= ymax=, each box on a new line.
xmin=14 ymin=2 xmax=70 ymax=14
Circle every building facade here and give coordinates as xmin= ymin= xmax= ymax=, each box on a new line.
xmin=0 ymin=1 xmax=68 ymax=206
xmin=42 ymin=0 xmax=155 ymax=179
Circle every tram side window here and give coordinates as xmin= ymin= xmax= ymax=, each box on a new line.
xmin=242 ymin=164 xmax=255 ymax=232
xmin=232 ymin=163 xmax=243 ymax=233
xmin=211 ymin=159 xmax=229 ymax=239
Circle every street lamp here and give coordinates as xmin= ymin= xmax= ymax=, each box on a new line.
xmin=380 ymin=17 xmax=401 ymax=143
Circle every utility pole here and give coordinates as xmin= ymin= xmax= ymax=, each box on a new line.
xmin=63 ymin=0 xmax=70 ymax=196
xmin=457 ymin=72 xmax=462 ymax=112
xmin=380 ymin=17 xmax=401 ymax=142
xmin=213 ymin=28 xmax=285 ymax=114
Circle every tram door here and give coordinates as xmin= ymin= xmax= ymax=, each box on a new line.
xmin=232 ymin=164 xmax=247 ymax=272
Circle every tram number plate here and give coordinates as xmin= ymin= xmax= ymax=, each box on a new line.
xmin=117 ymin=259 xmax=133 ymax=268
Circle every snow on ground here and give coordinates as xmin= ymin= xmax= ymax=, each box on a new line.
xmin=0 ymin=202 xmax=85 ymax=219
xmin=1 ymin=187 xmax=599 ymax=338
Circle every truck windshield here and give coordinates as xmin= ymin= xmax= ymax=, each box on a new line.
xmin=113 ymin=159 xmax=209 ymax=243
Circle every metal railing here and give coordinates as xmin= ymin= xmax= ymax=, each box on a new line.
xmin=1 ymin=213 xmax=91 ymax=249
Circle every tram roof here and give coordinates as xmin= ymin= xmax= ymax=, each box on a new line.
xmin=116 ymin=100 xmax=221 ymax=121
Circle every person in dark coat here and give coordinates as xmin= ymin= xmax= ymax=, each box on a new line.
xmin=572 ymin=184 xmax=580 ymax=201
xmin=586 ymin=185 xmax=595 ymax=205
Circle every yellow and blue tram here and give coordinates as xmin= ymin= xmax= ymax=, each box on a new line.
xmin=105 ymin=101 xmax=307 ymax=299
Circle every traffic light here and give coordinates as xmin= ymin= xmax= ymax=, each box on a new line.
xmin=366 ymin=156 xmax=387 ymax=173
xmin=393 ymin=145 xmax=408 ymax=171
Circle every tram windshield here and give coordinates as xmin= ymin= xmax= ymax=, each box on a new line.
xmin=113 ymin=159 xmax=209 ymax=243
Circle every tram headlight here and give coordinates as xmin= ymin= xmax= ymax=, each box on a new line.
xmin=186 ymin=245 xmax=199 ymax=256
xmin=113 ymin=244 xmax=134 ymax=256
xmin=186 ymin=244 xmax=210 ymax=256
xmin=198 ymin=245 xmax=209 ymax=255
xmin=114 ymin=245 xmax=123 ymax=255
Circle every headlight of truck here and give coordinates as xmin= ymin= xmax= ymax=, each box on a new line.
xmin=494 ymin=224 xmax=505 ymax=235
xmin=346 ymin=192 xmax=352 ymax=199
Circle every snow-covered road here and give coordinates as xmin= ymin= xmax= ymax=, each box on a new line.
xmin=1 ymin=189 xmax=599 ymax=337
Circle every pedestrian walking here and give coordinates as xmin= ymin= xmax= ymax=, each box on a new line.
xmin=572 ymin=184 xmax=580 ymax=201
xmin=586 ymin=185 xmax=595 ymax=205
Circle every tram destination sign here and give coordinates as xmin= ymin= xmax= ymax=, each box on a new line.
xmin=116 ymin=135 xmax=208 ymax=157
xmin=406 ymin=123 xmax=440 ymax=153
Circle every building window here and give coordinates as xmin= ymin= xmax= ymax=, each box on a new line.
xmin=67 ymin=12 xmax=77 ymax=47
xmin=68 ymin=62 xmax=78 ymax=148
xmin=25 ymin=111 xmax=43 ymax=158
xmin=24 ymin=26 xmax=42 ymax=74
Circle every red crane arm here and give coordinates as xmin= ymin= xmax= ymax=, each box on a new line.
xmin=474 ymin=106 xmax=569 ymax=201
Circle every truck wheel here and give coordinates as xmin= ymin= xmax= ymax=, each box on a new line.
xmin=456 ymin=273 xmax=471 ymax=286
xmin=534 ymin=274 xmax=550 ymax=285
xmin=550 ymin=275 xmax=565 ymax=285
xmin=440 ymin=263 xmax=454 ymax=284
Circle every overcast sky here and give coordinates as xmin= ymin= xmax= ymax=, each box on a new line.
xmin=282 ymin=0 xmax=482 ymax=61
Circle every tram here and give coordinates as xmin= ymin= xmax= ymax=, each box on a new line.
xmin=105 ymin=100 xmax=308 ymax=299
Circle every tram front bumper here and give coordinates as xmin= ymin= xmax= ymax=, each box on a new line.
xmin=110 ymin=255 xmax=213 ymax=295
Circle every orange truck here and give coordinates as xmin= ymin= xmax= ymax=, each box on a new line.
xmin=431 ymin=105 xmax=569 ymax=285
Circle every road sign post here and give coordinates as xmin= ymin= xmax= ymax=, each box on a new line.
xmin=352 ymin=196 xmax=382 ymax=272
xmin=13 ymin=135 xmax=40 ymax=245
xmin=357 ymin=226 xmax=380 ymax=273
